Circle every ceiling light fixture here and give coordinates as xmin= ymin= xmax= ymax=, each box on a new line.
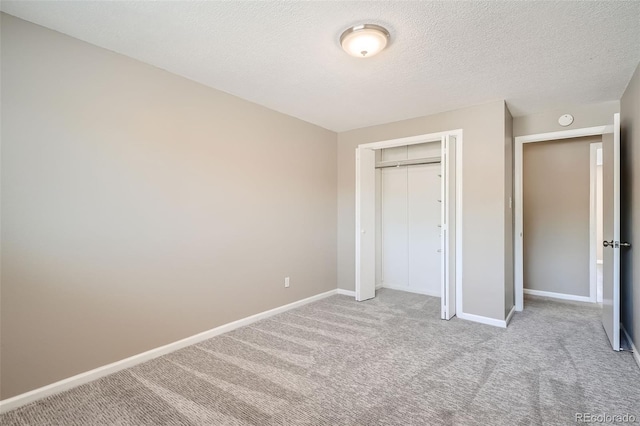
xmin=340 ymin=24 xmax=390 ymax=58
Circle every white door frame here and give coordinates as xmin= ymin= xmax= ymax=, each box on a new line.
xmin=355 ymin=130 xmax=463 ymax=319
xmin=514 ymin=125 xmax=612 ymax=311
xmin=590 ymin=142 xmax=603 ymax=303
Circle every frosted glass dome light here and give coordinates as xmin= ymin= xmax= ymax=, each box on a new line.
xmin=340 ymin=24 xmax=390 ymax=58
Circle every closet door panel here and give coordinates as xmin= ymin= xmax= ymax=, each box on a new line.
xmin=407 ymin=164 xmax=441 ymax=295
xmin=382 ymin=167 xmax=408 ymax=287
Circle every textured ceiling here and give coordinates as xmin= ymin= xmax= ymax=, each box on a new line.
xmin=2 ymin=1 xmax=639 ymax=132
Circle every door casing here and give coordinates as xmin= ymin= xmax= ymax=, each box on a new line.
xmin=514 ymin=125 xmax=614 ymax=311
xmin=354 ymin=130 xmax=463 ymax=320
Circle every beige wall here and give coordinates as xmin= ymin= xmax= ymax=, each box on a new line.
xmin=620 ymin=62 xmax=640 ymax=352
xmin=337 ymin=100 xmax=510 ymax=321
xmin=523 ymin=136 xmax=601 ymax=297
xmin=504 ymin=105 xmax=514 ymax=316
xmin=0 ymin=14 xmax=337 ymax=399
xmin=513 ymin=101 xmax=620 ymax=137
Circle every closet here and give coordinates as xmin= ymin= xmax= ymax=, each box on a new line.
xmin=375 ymin=141 xmax=442 ymax=297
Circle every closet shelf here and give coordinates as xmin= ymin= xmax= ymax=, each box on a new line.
xmin=375 ymin=156 xmax=441 ymax=169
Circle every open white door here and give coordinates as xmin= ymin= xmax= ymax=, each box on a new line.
xmin=355 ymin=147 xmax=376 ymax=301
xmin=602 ymin=113 xmax=621 ymax=351
xmin=441 ymin=135 xmax=456 ymax=319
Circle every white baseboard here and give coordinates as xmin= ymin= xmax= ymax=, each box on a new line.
xmin=505 ymin=305 xmax=516 ymax=326
xmin=375 ymin=283 xmax=383 ymax=290
xmin=621 ymin=324 xmax=640 ymax=370
xmin=381 ymin=283 xmax=440 ymax=298
xmin=524 ymin=288 xmax=592 ymax=303
xmin=0 ymin=289 xmax=338 ymax=414
xmin=456 ymin=311 xmax=507 ymax=328
xmin=336 ymin=288 xmax=356 ymax=297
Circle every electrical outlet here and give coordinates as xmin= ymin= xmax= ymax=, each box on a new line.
xmin=284 ymin=277 xmax=290 ymax=288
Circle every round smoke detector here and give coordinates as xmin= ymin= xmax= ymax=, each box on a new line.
xmin=558 ymin=114 xmax=574 ymax=127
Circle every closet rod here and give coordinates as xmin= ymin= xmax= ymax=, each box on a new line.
xmin=375 ymin=156 xmax=441 ymax=169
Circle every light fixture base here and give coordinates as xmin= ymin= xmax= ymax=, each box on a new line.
xmin=340 ymin=24 xmax=390 ymax=58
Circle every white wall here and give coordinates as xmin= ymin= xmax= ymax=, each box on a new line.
xmin=338 ymin=101 xmax=511 ymax=322
xmin=0 ymin=13 xmax=337 ymax=399
xmin=513 ymin=101 xmax=620 ymax=137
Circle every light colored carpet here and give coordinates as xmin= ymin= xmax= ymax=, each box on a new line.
xmin=2 ymin=289 xmax=639 ymax=425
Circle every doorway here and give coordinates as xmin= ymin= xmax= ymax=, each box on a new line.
xmin=355 ymin=130 xmax=462 ymax=320
xmin=515 ymin=124 xmax=614 ymax=311
xmin=514 ymin=115 xmax=622 ymax=351
xmin=520 ymin=136 xmax=601 ymax=302
xmin=376 ymin=142 xmax=442 ymax=297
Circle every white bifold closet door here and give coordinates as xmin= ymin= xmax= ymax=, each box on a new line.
xmin=381 ymin=166 xmax=409 ymax=287
xmin=380 ymin=143 xmax=441 ymax=296
xmin=408 ymin=164 xmax=442 ymax=294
